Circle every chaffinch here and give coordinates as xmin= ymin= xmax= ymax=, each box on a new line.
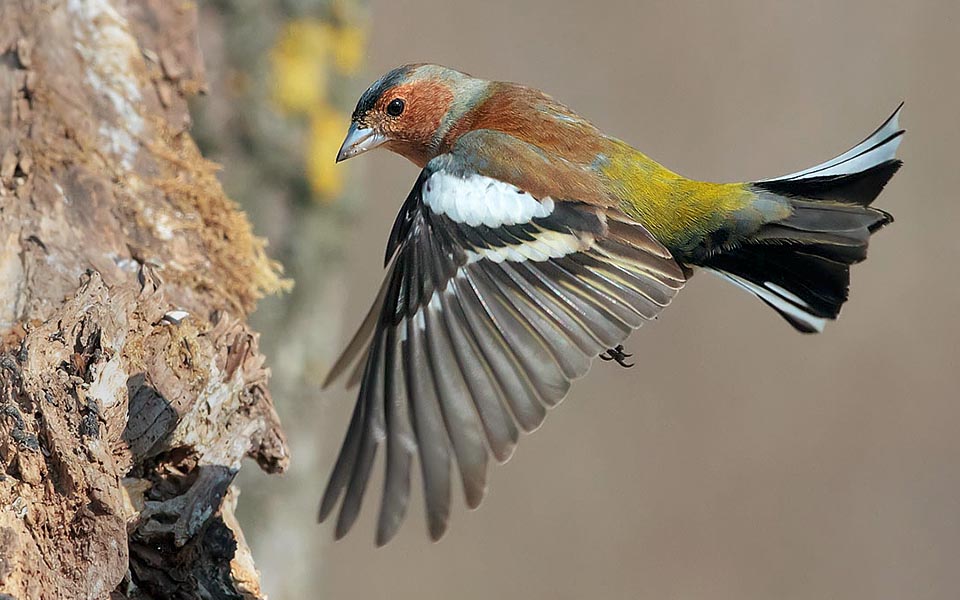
xmin=322 ymin=63 xmax=903 ymax=544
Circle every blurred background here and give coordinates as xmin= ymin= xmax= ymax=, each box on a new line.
xmin=190 ymin=1 xmax=960 ymax=598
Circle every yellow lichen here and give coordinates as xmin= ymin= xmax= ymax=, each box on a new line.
xmin=307 ymin=103 xmax=350 ymax=198
xmin=270 ymin=20 xmax=331 ymax=115
xmin=269 ymin=16 xmax=366 ymax=201
xmin=331 ymin=25 xmax=366 ymax=75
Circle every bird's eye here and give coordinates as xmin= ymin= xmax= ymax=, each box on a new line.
xmin=386 ymin=98 xmax=405 ymax=117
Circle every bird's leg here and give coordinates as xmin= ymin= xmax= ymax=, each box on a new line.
xmin=598 ymin=344 xmax=634 ymax=368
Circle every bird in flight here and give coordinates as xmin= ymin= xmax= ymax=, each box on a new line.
xmin=321 ymin=63 xmax=903 ymax=545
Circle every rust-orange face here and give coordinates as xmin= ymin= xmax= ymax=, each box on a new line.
xmin=337 ymin=65 xmax=458 ymax=168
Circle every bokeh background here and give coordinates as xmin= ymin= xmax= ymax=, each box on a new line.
xmin=191 ymin=1 xmax=960 ymax=598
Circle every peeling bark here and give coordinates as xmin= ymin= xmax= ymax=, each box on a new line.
xmin=0 ymin=1 xmax=289 ymax=598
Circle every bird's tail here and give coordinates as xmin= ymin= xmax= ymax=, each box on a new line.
xmin=699 ymin=105 xmax=904 ymax=333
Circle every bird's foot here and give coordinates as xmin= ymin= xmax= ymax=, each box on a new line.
xmin=599 ymin=344 xmax=634 ymax=368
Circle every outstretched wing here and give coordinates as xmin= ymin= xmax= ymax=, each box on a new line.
xmin=320 ymin=148 xmax=686 ymax=545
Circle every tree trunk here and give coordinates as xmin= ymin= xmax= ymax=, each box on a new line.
xmin=0 ymin=1 xmax=290 ymax=598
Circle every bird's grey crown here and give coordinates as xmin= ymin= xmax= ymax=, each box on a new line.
xmin=352 ymin=65 xmax=414 ymax=122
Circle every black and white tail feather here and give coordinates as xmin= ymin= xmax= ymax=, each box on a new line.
xmin=701 ymin=104 xmax=903 ymax=333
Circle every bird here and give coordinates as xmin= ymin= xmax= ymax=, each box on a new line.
xmin=320 ymin=63 xmax=903 ymax=545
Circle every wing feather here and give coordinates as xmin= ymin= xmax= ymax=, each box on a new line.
xmin=404 ymin=310 xmax=452 ymax=541
xmin=333 ymin=333 xmax=386 ymax=539
xmin=465 ymin=265 xmax=571 ymax=404
xmin=436 ymin=283 xmax=520 ymax=463
xmin=475 ymin=260 xmax=592 ymax=381
xmin=451 ymin=272 xmax=547 ymax=430
xmin=421 ymin=230 xmax=489 ymax=509
xmin=377 ymin=326 xmax=414 ymax=545
xmin=321 ymin=149 xmax=687 ymax=543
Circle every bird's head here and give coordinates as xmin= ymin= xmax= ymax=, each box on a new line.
xmin=337 ymin=64 xmax=487 ymax=167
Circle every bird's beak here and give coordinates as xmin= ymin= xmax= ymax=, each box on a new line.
xmin=336 ymin=123 xmax=386 ymax=162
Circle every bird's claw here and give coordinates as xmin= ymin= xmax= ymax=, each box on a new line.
xmin=599 ymin=344 xmax=634 ymax=368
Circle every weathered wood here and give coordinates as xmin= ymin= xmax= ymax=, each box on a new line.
xmin=0 ymin=1 xmax=289 ymax=598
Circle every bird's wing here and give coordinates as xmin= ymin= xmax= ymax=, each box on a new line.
xmin=320 ymin=138 xmax=686 ymax=545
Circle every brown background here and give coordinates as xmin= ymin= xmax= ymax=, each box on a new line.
xmin=257 ymin=1 xmax=960 ymax=598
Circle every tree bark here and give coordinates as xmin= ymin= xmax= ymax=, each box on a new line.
xmin=0 ymin=1 xmax=290 ymax=598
